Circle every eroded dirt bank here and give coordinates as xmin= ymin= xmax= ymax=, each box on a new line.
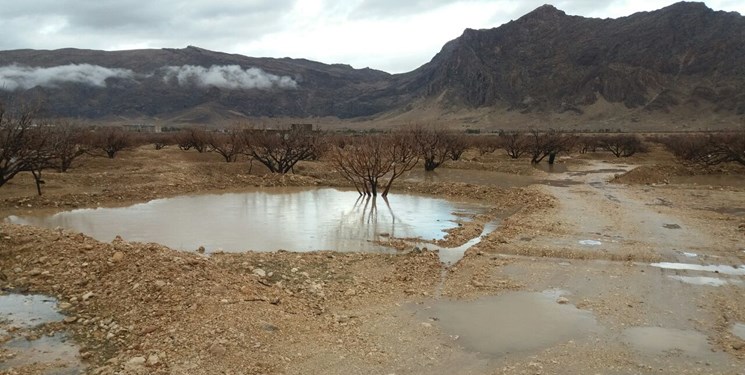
xmin=1 ymin=147 xmax=744 ymax=374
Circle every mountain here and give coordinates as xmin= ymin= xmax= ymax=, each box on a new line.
xmin=0 ymin=2 xmax=743 ymax=129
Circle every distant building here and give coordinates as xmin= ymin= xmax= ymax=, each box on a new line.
xmin=123 ymin=124 xmax=161 ymax=133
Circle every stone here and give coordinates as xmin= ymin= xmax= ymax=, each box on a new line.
xmin=146 ymin=354 xmax=160 ymax=366
xmin=208 ymin=342 xmax=227 ymax=357
xmin=63 ymin=316 xmax=78 ymax=324
xmin=82 ymin=292 xmax=95 ymax=301
xmin=154 ymin=280 xmax=167 ymax=288
xmin=59 ymin=302 xmax=72 ymax=310
xmin=28 ymin=268 xmax=42 ymax=276
xmin=112 ymin=252 xmax=124 ymax=262
xmin=197 ymin=246 xmax=205 ymax=254
xmin=125 ymin=357 xmax=146 ymax=371
xmin=557 ymin=297 xmax=570 ymax=304
xmin=252 ymin=268 xmax=266 ymax=277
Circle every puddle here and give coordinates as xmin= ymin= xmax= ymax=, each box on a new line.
xmin=536 ymin=179 xmax=583 ymax=187
xmin=568 ymin=168 xmax=628 ymax=177
xmin=622 ymin=327 xmax=713 ymax=357
xmin=669 ymin=175 xmax=745 ymax=188
xmin=733 ymin=323 xmax=745 ymax=340
xmin=410 ymin=292 xmax=599 ymax=357
xmin=1 ymin=333 xmax=83 ymax=374
xmin=680 ymin=252 xmax=698 ymax=258
xmin=710 ymin=207 xmax=745 ymax=217
xmin=668 ymin=275 xmax=742 ymax=287
xmin=533 ymin=163 xmax=569 ymax=173
xmin=404 ymin=169 xmax=534 ymax=188
xmin=579 ymin=240 xmax=602 ymax=246
xmin=6 ymin=188 xmax=487 ymax=253
xmin=0 ymin=294 xmax=84 ymax=374
xmin=426 ymin=220 xmax=500 ymax=266
xmin=0 ymin=294 xmax=63 ymax=328
xmin=651 ymin=262 xmax=745 ymax=276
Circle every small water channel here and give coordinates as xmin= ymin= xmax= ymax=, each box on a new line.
xmin=6 ymin=188 xmax=489 ymax=254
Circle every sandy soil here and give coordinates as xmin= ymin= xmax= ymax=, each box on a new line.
xmin=0 ymin=145 xmax=744 ymax=374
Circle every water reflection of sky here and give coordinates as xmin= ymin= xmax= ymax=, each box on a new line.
xmin=6 ymin=188 xmax=485 ymax=253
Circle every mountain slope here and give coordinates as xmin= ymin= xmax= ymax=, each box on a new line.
xmin=0 ymin=2 xmax=743 ymax=127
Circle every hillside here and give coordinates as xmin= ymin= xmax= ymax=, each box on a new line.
xmin=0 ymin=2 xmax=743 ymax=129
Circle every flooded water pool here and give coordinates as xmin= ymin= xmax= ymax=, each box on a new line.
xmin=6 ymin=188 xmax=487 ymax=253
xmin=410 ymin=291 xmax=600 ymax=357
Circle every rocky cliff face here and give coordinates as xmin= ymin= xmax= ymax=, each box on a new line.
xmin=0 ymin=2 xmax=743 ymax=124
xmin=405 ymin=2 xmax=745 ymax=115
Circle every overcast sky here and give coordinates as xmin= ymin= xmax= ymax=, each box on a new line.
xmin=1 ymin=0 xmax=743 ymax=73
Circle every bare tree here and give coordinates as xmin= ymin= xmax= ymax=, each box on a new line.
xmin=527 ymin=129 xmax=574 ymax=164
xmin=663 ymin=131 xmax=745 ymax=166
xmin=48 ymin=121 xmax=87 ymax=171
xmin=499 ymin=131 xmax=528 ymax=159
xmin=411 ymin=125 xmax=451 ymax=171
xmin=88 ymin=127 xmax=133 ymax=159
xmin=208 ymin=126 xmax=247 ymax=162
xmin=0 ymin=103 xmax=57 ymax=195
xmin=175 ymin=127 xmax=209 ymax=152
xmin=444 ymin=133 xmax=470 ymax=161
xmin=598 ymin=135 xmax=647 ymax=157
xmin=331 ymin=131 xmax=418 ymax=197
xmin=246 ymin=127 xmax=322 ymax=174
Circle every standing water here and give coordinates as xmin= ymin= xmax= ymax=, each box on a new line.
xmin=6 ymin=188 xmax=487 ymax=253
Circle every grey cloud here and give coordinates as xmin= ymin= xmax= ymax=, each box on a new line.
xmin=0 ymin=64 xmax=135 ymax=91
xmin=0 ymin=0 xmax=294 ymax=51
xmin=351 ymin=0 xmax=464 ymax=19
xmin=163 ymin=65 xmax=298 ymax=90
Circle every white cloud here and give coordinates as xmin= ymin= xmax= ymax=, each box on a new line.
xmin=0 ymin=63 xmax=135 ymax=91
xmin=162 ymin=65 xmax=298 ymax=90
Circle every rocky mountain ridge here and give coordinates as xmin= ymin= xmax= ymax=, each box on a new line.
xmin=0 ymin=2 xmax=743 ymax=128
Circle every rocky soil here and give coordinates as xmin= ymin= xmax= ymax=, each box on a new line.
xmin=0 ymin=145 xmax=744 ymax=374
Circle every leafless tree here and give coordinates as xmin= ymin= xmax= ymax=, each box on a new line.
xmin=48 ymin=121 xmax=87 ymax=171
xmin=246 ymin=127 xmax=322 ymax=174
xmin=208 ymin=126 xmax=247 ymax=162
xmin=598 ymin=135 xmax=647 ymax=157
xmin=662 ymin=131 xmax=745 ymax=166
xmin=330 ymin=131 xmax=418 ymax=197
xmin=0 ymin=103 xmax=57 ymax=195
xmin=499 ymin=131 xmax=528 ymax=159
xmin=444 ymin=133 xmax=469 ymax=161
xmin=88 ymin=127 xmax=133 ymax=159
xmin=175 ymin=127 xmax=209 ymax=152
xmin=411 ymin=125 xmax=451 ymax=171
xmin=527 ymin=129 xmax=574 ymax=164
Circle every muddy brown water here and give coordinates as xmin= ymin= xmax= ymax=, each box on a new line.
xmin=410 ymin=291 xmax=600 ymax=357
xmin=6 ymin=188 xmax=488 ymax=253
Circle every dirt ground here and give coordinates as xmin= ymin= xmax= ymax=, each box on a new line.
xmin=0 ymin=145 xmax=744 ymax=374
